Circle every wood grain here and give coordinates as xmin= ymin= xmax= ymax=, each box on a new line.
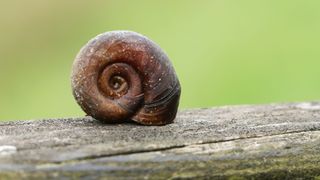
xmin=1 ymin=102 xmax=320 ymax=179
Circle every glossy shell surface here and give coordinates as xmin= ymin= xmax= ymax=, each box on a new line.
xmin=71 ymin=31 xmax=181 ymax=125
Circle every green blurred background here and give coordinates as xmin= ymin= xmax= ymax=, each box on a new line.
xmin=1 ymin=0 xmax=320 ymax=121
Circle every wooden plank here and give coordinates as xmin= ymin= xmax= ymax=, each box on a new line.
xmin=1 ymin=102 xmax=320 ymax=179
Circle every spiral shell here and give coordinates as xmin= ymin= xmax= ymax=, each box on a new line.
xmin=71 ymin=31 xmax=181 ymax=125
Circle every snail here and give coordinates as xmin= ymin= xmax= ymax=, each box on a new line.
xmin=71 ymin=31 xmax=181 ymax=125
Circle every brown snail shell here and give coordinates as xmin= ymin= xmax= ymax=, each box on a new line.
xmin=71 ymin=31 xmax=181 ymax=125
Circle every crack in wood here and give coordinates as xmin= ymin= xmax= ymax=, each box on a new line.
xmin=1 ymin=102 xmax=320 ymax=178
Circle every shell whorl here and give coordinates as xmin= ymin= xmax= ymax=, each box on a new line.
xmin=71 ymin=31 xmax=181 ymax=125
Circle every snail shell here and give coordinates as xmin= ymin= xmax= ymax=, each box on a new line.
xmin=71 ymin=31 xmax=181 ymax=125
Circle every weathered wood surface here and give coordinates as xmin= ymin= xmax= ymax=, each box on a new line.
xmin=1 ymin=102 xmax=320 ymax=179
